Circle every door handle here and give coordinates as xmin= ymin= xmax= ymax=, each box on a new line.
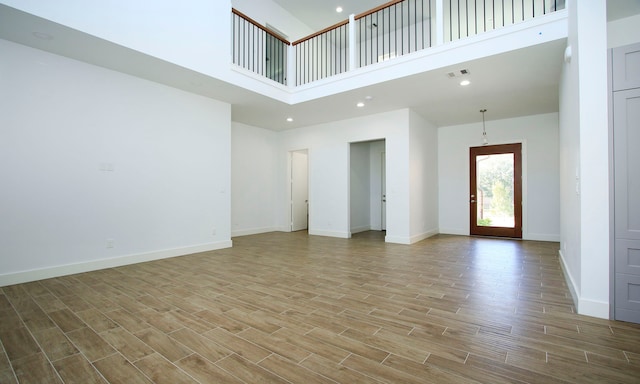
xmin=470 ymin=200 xmax=476 ymax=203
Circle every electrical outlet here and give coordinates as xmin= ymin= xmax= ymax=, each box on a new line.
xmin=106 ymin=239 xmax=114 ymax=248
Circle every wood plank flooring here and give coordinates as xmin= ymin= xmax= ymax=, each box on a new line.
xmin=1 ymin=231 xmax=640 ymax=383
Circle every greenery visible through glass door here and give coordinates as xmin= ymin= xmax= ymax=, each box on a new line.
xmin=476 ymin=153 xmax=514 ymax=228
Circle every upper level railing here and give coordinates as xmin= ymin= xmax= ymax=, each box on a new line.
xmin=231 ymin=0 xmax=565 ymax=87
xmin=232 ymin=9 xmax=289 ymax=85
xmin=445 ymin=0 xmax=565 ymax=41
xmin=293 ymin=21 xmax=349 ymax=86
xmin=356 ymin=0 xmax=432 ymax=68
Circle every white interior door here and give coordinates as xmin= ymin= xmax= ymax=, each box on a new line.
xmin=291 ymin=150 xmax=308 ymax=231
xmin=381 ymin=152 xmax=386 ymax=231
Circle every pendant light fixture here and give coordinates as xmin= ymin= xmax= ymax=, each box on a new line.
xmin=480 ymin=108 xmax=488 ymax=145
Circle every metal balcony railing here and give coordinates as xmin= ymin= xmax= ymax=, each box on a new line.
xmin=232 ymin=9 xmax=288 ymax=85
xmin=445 ymin=0 xmax=565 ymax=42
xmin=356 ymin=0 xmax=433 ymax=68
xmin=293 ymin=21 xmax=349 ymax=86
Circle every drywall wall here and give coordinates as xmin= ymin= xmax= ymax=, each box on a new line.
xmin=231 ymin=122 xmax=279 ymax=236
xmin=608 ymin=13 xmax=640 ymax=49
xmin=558 ymin=0 xmax=610 ymax=318
xmin=0 ymin=40 xmax=231 ymax=285
xmin=409 ymin=111 xmax=439 ymax=242
xmin=277 ymin=110 xmax=412 ymax=243
xmin=1 ymin=0 xmax=231 ymax=75
xmin=558 ymin=0 xmax=582 ymax=314
xmin=438 ymin=112 xmax=560 ymax=241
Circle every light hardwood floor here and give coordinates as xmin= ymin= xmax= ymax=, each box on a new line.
xmin=1 ymin=231 xmax=639 ymax=383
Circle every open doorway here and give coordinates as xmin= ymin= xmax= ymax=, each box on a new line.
xmin=350 ymin=140 xmax=386 ymax=236
xmin=290 ymin=149 xmax=308 ymax=232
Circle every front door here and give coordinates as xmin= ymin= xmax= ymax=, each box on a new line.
xmin=470 ymin=143 xmax=522 ymax=238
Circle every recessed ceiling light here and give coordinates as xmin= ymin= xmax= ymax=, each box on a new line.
xmin=364 ymin=96 xmax=373 ymax=100
xmin=32 ymin=31 xmax=53 ymax=40
xmin=286 ymin=117 xmax=293 ymax=122
xmin=460 ymin=80 xmax=471 ymax=86
xmin=336 ymin=6 xmax=343 ymax=13
xmin=356 ymin=102 xmax=365 ymax=108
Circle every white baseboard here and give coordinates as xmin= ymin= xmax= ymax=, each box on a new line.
xmin=308 ymin=229 xmax=350 ymax=238
xmin=232 ymin=227 xmax=279 ymax=237
xmin=525 ymin=233 xmax=561 ymax=242
xmin=386 ymin=229 xmax=439 ymax=245
xmin=438 ymin=228 xmax=468 ymax=236
xmin=0 ymin=240 xmax=233 ymax=287
xmin=350 ymin=226 xmax=372 ymax=235
xmin=558 ymin=249 xmax=609 ymax=319
xmin=384 ymin=235 xmax=411 ymax=244
xmin=558 ymin=249 xmax=579 ymax=310
xmin=409 ymin=229 xmax=439 ymax=244
xmin=578 ymin=298 xmax=610 ymax=319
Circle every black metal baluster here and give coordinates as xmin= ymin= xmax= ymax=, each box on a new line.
xmin=492 ymin=0 xmax=496 ymax=29
xmin=376 ymin=11 xmax=379 ymax=62
xmin=413 ymin=0 xmax=418 ymax=51
xmin=474 ymin=0 xmax=477 ymax=35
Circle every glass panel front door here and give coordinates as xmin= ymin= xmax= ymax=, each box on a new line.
xmin=470 ymin=144 xmax=522 ymax=238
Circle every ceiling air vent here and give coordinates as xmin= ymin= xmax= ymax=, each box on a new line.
xmin=447 ymin=69 xmax=470 ymax=78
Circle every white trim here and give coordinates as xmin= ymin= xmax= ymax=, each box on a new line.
xmin=409 ymin=229 xmax=439 ymax=244
xmin=438 ymin=228 xmax=468 ymax=236
xmin=232 ymin=227 xmax=279 ymax=237
xmin=559 ymin=249 xmax=580 ymax=310
xmin=385 ymin=235 xmax=411 ymax=244
xmin=0 ymin=241 xmax=232 ymax=287
xmin=578 ymin=298 xmax=610 ymax=319
xmin=350 ymin=225 xmax=372 ymax=235
xmin=308 ymin=229 xmax=350 ymax=238
xmin=525 ymin=233 xmax=561 ymax=242
xmin=559 ymin=249 xmax=608 ymax=319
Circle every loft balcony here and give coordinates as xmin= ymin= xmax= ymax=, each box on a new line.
xmin=0 ymin=0 xmax=569 ymax=129
xmin=232 ymin=0 xmax=566 ymax=87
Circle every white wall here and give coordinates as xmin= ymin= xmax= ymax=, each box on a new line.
xmin=1 ymin=0 xmax=232 ymax=76
xmin=0 ymin=40 xmax=232 ymax=285
xmin=608 ymin=13 xmax=640 ymax=49
xmin=558 ymin=0 xmax=610 ymax=319
xmin=558 ymin=0 xmax=582 ymax=311
xmin=438 ymin=113 xmax=560 ymax=241
xmin=409 ymin=111 xmax=439 ymax=242
xmin=277 ymin=110 xmax=412 ymax=242
xmin=231 ymin=122 xmax=278 ymax=236
xmin=350 ymin=142 xmax=372 ymax=233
